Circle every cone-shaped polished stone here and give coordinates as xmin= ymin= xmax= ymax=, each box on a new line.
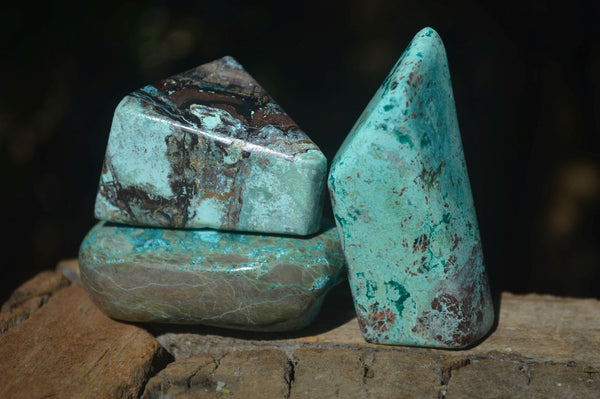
xmin=95 ymin=56 xmax=326 ymax=235
xmin=78 ymin=221 xmax=345 ymax=331
xmin=328 ymin=28 xmax=493 ymax=348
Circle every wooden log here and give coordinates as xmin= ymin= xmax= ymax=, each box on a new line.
xmin=1 ymin=260 xmax=598 ymax=398
xmin=0 ymin=273 xmax=171 ymax=398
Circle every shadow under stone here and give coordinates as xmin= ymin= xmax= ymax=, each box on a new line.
xmin=137 ymin=279 xmax=357 ymax=342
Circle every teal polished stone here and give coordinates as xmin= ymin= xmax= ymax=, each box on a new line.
xmin=328 ymin=28 xmax=493 ymax=348
xmin=95 ymin=56 xmax=326 ymax=236
xmin=78 ymin=221 xmax=345 ymax=331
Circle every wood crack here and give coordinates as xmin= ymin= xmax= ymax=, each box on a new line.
xmin=439 ymin=356 xmax=471 ymax=399
xmin=284 ymin=356 xmax=295 ymax=399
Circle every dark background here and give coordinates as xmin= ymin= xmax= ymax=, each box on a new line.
xmin=1 ymin=1 xmax=598 ymax=304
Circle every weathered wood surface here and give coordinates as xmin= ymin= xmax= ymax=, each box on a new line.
xmin=0 ymin=271 xmax=171 ymax=399
xmin=0 ymin=260 xmax=599 ymax=398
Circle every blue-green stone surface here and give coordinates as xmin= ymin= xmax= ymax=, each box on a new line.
xmin=95 ymin=56 xmax=326 ymax=236
xmin=328 ymin=28 xmax=493 ymax=348
xmin=78 ymin=221 xmax=345 ymax=331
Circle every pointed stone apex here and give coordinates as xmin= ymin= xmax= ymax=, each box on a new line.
xmin=218 ymin=55 xmax=245 ymax=69
xmin=95 ymin=57 xmax=327 ymax=235
xmin=408 ymin=27 xmax=443 ymax=49
xmin=328 ymin=28 xmax=494 ymax=348
xmin=418 ymin=27 xmax=439 ymax=37
xmin=172 ymin=56 xmax=264 ymax=98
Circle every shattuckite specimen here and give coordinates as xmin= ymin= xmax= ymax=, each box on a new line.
xmin=79 ymin=221 xmax=345 ymax=331
xmin=95 ymin=56 xmax=327 ymax=236
xmin=328 ymin=27 xmax=494 ymax=348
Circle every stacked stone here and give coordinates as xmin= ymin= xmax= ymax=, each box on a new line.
xmin=79 ymin=56 xmax=346 ymax=332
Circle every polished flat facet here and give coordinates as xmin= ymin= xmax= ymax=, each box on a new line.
xmin=328 ymin=28 xmax=494 ymax=348
xmin=95 ymin=56 xmax=326 ymax=235
xmin=78 ymin=221 xmax=345 ymax=331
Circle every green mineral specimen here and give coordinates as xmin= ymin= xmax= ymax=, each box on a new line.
xmin=78 ymin=221 xmax=345 ymax=331
xmin=95 ymin=56 xmax=326 ymax=236
xmin=328 ymin=27 xmax=494 ymax=348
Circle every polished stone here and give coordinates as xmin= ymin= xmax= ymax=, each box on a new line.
xmin=95 ymin=56 xmax=326 ymax=235
xmin=78 ymin=221 xmax=345 ymax=331
xmin=328 ymin=27 xmax=494 ymax=348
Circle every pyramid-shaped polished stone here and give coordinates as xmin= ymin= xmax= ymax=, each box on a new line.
xmin=328 ymin=28 xmax=493 ymax=348
xmin=78 ymin=221 xmax=345 ymax=331
xmin=95 ymin=56 xmax=326 ymax=235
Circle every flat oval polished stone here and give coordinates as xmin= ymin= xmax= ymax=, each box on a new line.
xmin=328 ymin=28 xmax=494 ymax=348
xmin=78 ymin=221 xmax=345 ymax=331
xmin=95 ymin=56 xmax=326 ymax=235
